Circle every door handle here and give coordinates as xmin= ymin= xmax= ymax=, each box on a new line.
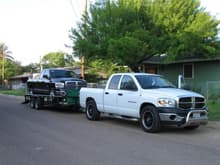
xmin=105 ymin=92 xmax=109 ymax=95
xmin=118 ymin=93 xmax=123 ymax=96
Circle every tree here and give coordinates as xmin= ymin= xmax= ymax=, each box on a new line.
xmin=4 ymin=61 xmax=20 ymax=79
xmin=21 ymin=63 xmax=41 ymax=73
xmin=41 ymin=51 xmax=73 ymax=69
xmin=0 ymin=43 xmax=14 ymax=86
xmin=149 ymin=0 xmax=220 ymax=61
xmin=88 ymin=59 xmax=129 ymax=78
xmin=70 ymin=0 xmax=220 ymax=71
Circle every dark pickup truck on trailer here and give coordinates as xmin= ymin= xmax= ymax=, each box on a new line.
xmin=25 ymin=68 xmax=87 ymax=110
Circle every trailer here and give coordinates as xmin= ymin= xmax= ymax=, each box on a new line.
xmin=24 ymin=68 xmax=87 ymax=110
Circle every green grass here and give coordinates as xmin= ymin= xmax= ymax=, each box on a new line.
xmin=0 ymin=89 xmax=26 ymax=96
xmin=207 ymin=101 xmax=220 ymax=121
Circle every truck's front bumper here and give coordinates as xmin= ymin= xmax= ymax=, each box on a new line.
xmin=158 ymin=107 xmax=208 ymax=127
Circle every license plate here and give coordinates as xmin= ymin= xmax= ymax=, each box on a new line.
xmin=193 ymin=113 xmax=200 ymax=118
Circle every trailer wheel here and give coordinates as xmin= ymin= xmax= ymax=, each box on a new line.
xmin=140 ymin=105 xmax=161 ymax=133
xmin=86 ymin=99 xmax=100 ymax=121
xmin=35 ymin=97 xmax=42 ymax=110
xmin=30 ymin=97 xmax=35 ymax=109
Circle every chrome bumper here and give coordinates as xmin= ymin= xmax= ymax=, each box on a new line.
xmin=159 ymin=110 xmax=208 ymax=126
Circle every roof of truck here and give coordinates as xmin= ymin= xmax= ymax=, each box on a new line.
xmin=111 ymin=72 xmax=159 ymax=76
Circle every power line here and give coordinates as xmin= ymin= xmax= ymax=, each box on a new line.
xmin=69 ymin=0 xmax=80 ymax=19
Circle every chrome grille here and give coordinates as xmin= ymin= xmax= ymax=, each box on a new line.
xmin=178 ymin=97 xmax=205 ymax=110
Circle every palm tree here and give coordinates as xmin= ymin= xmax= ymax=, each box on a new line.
xmin=0 ymin=43 xmax=14 ymax=87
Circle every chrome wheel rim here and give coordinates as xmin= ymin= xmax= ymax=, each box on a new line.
xmin=142 ymin=111 xmax=154 ymax=129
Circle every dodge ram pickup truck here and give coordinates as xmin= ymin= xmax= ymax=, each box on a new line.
xmin=80 ymin=73 xmax=208 ymax=133
xmin=25 ymin=68 xmax=87 ymax=110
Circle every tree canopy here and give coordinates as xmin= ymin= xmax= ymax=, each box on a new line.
xmin=41 ymin=51 xmax=75 ymax=69
xmin=70 ymin=0 xmax=220 ymax=71
xmin=0 ymin=43 xmax=16 ymax=82
xmin=0 ymin=43 xmax=14 ymax=61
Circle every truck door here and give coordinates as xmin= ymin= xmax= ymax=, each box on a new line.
xmin=117 ymin=75 xmax=139 ymax=117
xmin=103 ymin=75 xmax=121 ymax=113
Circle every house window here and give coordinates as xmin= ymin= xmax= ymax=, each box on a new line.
xmin=183 ymin=64 xmax=193 ymax=78
xmin=144 ymin=66 xmax=158 ymax=74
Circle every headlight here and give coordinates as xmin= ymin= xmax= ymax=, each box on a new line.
xmin=157 ymin=98 xmax=176 ymax=107
xmin=55 ymin=82 xmax=64 ymax=89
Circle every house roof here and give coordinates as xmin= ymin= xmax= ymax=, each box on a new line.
xmin=142 ymin=55 xmax=220 ymax=65
xmin=9 ymin=73 xmax=32 ymax=80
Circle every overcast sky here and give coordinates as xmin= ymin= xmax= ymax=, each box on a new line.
xmin=0 ymin=0 xmax=219 ymax=66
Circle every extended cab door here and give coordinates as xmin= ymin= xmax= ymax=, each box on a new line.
xmin=103 ymin=75 xmax=122 ymax=113
xmin=117 ymin=75 xmax=140 ymax=117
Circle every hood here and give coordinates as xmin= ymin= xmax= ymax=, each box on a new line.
xmin=142 ymin=88 xmax=204 ymax=99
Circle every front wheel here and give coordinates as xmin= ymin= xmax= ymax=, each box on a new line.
xmin=86 ymin=100 xmax=100 ymax=121
xmin=140 ymin=105 xmax=161 ymax=133
xmin=34 ymin=97 xmax=42 ymax=110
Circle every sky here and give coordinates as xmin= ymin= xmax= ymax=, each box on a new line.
xmin=0 ymin=0 xmax=219 ymax=66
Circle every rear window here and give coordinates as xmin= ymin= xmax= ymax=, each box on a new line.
xmin=50 ymin=70 xmax=77 ymax=78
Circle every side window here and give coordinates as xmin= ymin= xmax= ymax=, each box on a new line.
xmin=40 ymin=70 xmax=46 ymax=79
xmin=108 ymin=75 xmax=121 ymax=89
xmin=41 ymin=70 xmax=49 ymax=79
xmin=45 ymin=70 xmax=50 ymax=78
xmin=120 ymin=75 xmax=137 ymax=91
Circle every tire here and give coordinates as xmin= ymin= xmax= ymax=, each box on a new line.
xmin=86 ymin=100 xmax=100 ymax=121
xmin=30 ymin=97 xmax=35 ymax=109
xmin=34 ymin=97 xmax=42 ymax=110
xmin=28 ymin=89 xmax=33 ymax=95
xmin=140 ymin=105 xmax=161 ymax=133
xmin=184 ymin=125 xmax=200 ymax=130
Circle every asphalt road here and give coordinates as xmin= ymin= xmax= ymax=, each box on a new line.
xmin=0 ymin=95 xmax=220 ymax=165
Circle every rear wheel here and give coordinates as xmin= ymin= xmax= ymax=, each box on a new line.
xmin=30 ymin=97 xmax=35 ymax=109
xmin=86 ymin=100 xmax=100 ymax=121
xmin=140 ymin=105 xmax=161 ymax=133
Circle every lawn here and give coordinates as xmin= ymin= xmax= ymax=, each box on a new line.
xmin=207 ymin=101 xmax=220 ymax=121
xmin=0 ymin=89 xmax=26 ymax=96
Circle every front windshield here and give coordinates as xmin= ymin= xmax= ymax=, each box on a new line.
xmin=50 ymin=70 xmax=77 ymax=78
xmin=135 ymin=75 xmax=175 ymax=89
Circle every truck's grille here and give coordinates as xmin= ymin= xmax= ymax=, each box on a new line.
xmin=178 ymin=97 xmax=205 ymax=110
xmin=65 ymin=81 xmax=87 ymax=90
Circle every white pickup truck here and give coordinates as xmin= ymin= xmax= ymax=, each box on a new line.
xmin=80 ymin=73 xmax=208 ymax=133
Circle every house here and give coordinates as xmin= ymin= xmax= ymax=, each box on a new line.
xmin=141 ymin=55 xmax=220 ymax=99
xmin=9 ymin=73 xmax=39 ymax=90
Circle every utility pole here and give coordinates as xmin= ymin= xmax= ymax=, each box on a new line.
xmin=81 ymin=0 xmax=87 ymax=80
xmin=40 ymin=56 xmax=43 ymax=72
xmin=1 ymin=48 xmax=5 ymax=88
